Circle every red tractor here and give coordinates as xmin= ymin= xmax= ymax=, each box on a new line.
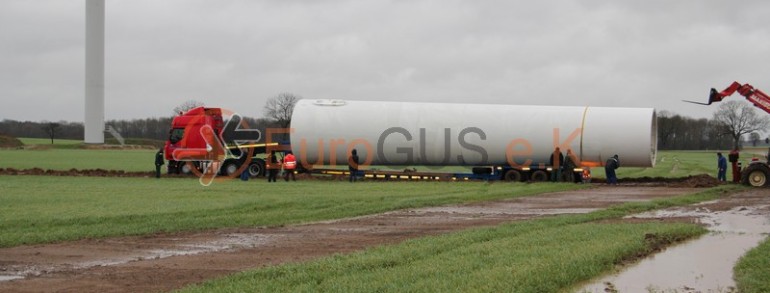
xmin=688 ymin=82 xmax=770 ymax=186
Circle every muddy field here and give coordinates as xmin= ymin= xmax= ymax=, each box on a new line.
xmin=3 ymin=184 xmax=763 ymax=293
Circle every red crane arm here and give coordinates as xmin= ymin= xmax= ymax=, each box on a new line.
xmin=706 ymin=81 xmax=770 ymax=114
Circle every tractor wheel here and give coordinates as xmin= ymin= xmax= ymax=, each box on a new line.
xmin=742 ymin=163 xmax=770 ymax=187
xmin=503 ymin=169 xmax=522 ymax=182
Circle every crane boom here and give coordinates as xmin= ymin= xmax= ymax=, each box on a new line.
xmin=705 ymin=81 xmax=770 ymax=113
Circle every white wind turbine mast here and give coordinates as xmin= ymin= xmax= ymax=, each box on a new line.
xmin=84 ymin=0 xmax=104 ymax=144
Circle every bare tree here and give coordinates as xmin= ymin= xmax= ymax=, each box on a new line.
xmin=712 ymin=100 xmax=770 ymax=149
xmin=173 ymin=100 xmax=205 ymax=116
xmin=263 ymin=93 xmax=299 ymax=129
xmin=41 ymin=122 xmax=61 ymax=144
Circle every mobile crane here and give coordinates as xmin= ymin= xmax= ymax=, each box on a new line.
xmin=686 ymin=81 xmax=770 ymax=186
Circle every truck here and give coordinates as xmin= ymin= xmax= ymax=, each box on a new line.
xmin=164 ymin=99 xmax=657 ymax=183
xmin=163 ymin=107 xmax=281 ymax=178
xmin=691 ymin=82 xmax=770 ymax=187
xmin=163 ymin=106 xmax=596 ymax=182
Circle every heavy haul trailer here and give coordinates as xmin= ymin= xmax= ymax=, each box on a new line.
xmin=290 ymin=99 xmax=657 ymax=182
xmin=164 ymin=100 xmax=657 ymax=182
xmin=309 ymin=165 xmax=591 ymax=182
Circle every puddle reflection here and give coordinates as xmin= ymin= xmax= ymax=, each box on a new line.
xmin=579 ymin=207 xmax=770 ymax=293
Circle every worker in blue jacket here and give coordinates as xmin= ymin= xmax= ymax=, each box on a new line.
xmin=717 ymin=152 xmax=727 ymax=182
xmin=604 ymin=154 xmax=619 ymax=185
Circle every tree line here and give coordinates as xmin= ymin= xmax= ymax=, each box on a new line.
xmin=0 ymin=94 xmax=297 ymax=143
xmin=0 ymin=117 xmax=280 ymax=142
xmin=657 ymin=111 xmax=731 ymax=150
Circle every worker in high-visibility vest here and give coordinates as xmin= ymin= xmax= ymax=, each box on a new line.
xmin=282 ymin=151 xmax=297 ymax=181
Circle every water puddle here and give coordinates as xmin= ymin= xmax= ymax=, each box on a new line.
xmin=413 ymin=206 xmax=598 ymax=216
xmin=0 ymin=233 xmax=275 ymax=282
xmin=0 ymin=275 xmax=23 ymax=282
xmin=579 ymin=205 xmax=770 ymax=293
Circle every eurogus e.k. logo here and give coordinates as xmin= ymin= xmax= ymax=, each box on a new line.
xmin=171 ymin=108 xmax=261 ymax=186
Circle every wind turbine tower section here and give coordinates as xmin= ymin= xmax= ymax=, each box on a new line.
xmin=85 ymin=0 xmax=105 ymax=144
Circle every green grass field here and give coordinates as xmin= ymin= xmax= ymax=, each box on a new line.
xmin=615 ymin=151 xmax=715 ymax=178
xmin=735 ymin=238 xmax=770 ymax=293
xmin=1 ymin=138 xmax=156 ymax=171
xmin=0 ymin=148 xmax=156 ymax=171
xmin=18 ymin=137 xmax=83 ymax=146
xmin=0 ymin=176 xmax=584 ymax=247
xmin=1 ymin=145 xmax=767 ymax=291
xmin=615 ymin=148 xmax=768 ymax=179
xmin=182 ymin=187 xmax=736 ymax=293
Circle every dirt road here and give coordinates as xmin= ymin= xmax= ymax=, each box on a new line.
xmin=0 ymin=186 xmax=721 ymax=292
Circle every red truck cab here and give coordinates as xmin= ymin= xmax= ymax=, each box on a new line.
xmin=164 ymin=107 xmax=224 ymax=174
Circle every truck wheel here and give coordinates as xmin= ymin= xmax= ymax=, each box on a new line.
xmin=180 ymin=162 xmax=195 ymax=175
xmin=530 ymin=170 xmax=548 ymax=182
xmin=167 ymin=161 xmax=179 ymax=174
xmin=742 ymin=163 xmax=770 ymax=187
xmin=222 ymin=160 xmax=240 ymax=176
xmin=248 ymin=159 xmax=266 ymax=177
xmin=503 ymin=170 xmax=522 ymax=182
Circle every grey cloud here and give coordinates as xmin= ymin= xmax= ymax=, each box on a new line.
xmin=1 ymin=0 xmax=770 ymax=122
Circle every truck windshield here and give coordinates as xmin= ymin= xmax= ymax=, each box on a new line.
xmin=169 ymin=128 xmax=184 ymax=144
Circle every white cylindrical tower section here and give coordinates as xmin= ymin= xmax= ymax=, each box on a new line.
xmin=85 ymin=0 xmax=105 ymax=144
xmin=290 ymin=99 xmax=657 ymax=168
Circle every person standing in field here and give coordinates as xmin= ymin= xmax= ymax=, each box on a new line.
xmin=154 ymin=148 xmax=164 ymax=179
xmin=549 ymin=147 xmax=563 ymax=182
xmin=266 ymin=150 xmax=278 ymax=183
xmin=563 ymin=149 xmax=578 ymax=182
xmin=348 ymin=149 xmax=360 ymax=182
xmin=717 ymin=152 xmax=727 ymax=182
xmin=282 ymin=151 xmax=297 ymax=181
xmin=604 ymin=154 xmax=620 ymax=185
xmin=729 ymin=147 xmax=740 ymax=183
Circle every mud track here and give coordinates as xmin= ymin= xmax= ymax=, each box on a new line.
xmin=0 ymin=186 xmax=724 ymax=292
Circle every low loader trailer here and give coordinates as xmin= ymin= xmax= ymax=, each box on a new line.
xmin=164 ymin=98 xmax=657 ymax=182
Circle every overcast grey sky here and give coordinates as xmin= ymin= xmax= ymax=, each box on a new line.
xmin=1 ymin=0 xmax=769 ymax=122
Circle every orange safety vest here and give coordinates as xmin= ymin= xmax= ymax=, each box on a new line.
xmin=283 ymin=154 xmax=297 ymax=170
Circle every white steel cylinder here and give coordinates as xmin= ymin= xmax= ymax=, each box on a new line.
xmin=85 ymin=0 xmax=105 ymax=144
xmin=290 ymin=99 xmax=657 ymax=168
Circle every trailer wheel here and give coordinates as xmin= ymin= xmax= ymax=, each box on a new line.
xmin=222 ymin=160 xmax=240 ymax=176
xmin=530 ymin=170 xmax=548 ymax=182
xmin=742 ymin=163 xmax=770 ymax=187
xmin=248 ymin=159 xmax=266 ymax=177
xmin=503 ymin=170 xmax=522 ymax=182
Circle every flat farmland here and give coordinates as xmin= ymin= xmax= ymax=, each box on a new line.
xmin=1 ymin=145 xmax=769 ymax=292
